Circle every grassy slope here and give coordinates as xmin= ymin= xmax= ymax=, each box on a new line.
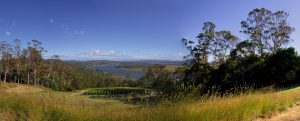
xmin=1 ymin=83 xmax=300 ymax=121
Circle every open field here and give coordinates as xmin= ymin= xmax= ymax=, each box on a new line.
xmin=165 ymin=65 xmax=187 ymax=72
xmin=1 ymin=83 xmax=300 ymax=121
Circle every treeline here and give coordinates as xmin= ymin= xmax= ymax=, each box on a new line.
xmin=141 ymin=8 xmax=300 ymax=94
xmin=0 ymin=39 xmax=127 ymax=90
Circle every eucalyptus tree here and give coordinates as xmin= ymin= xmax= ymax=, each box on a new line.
xmin=50 ymin=55 xmax=62 ymax=88
xmin=0 ymin=41 xmax=13 ymax=83
xmin=27 ymin=40 xmax=46 ymax=86
xmin=212 ymin=30 xmax=238 ymax=64
xmin=241 ymin=8 xmax=273 ymax=55
xmin=24 ymin=47 xmax=30 ymax=84
xmin=269 ymin=11 xmax=295 ymax=52
xmin=182 ymin=22 xmax=216 ymax=64
xmin=12 ymin=39 xmax=22 ymax=83
xmin=182 ymin=22 xmax=238 ymax=65
xmin=241 ymin=8 xmax=294 ymax=55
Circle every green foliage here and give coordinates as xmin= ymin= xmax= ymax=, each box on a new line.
xmin=151 ymin=71 xmax=176 ymax=93
xmin=181 ymin=46 xmax=300 ymax=94
xmin=262 ymin=47 xmax=300 ymax=85
xmin=138 ymin=64 xmax=179 ymax=94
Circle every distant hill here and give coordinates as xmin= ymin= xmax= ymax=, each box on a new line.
xmin=65 ymin=60 xmax=183 ymax=67
xmin=63 ymin=60 xmax=184 ymax=80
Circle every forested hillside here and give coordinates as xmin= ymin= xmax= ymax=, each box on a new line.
xmin=0 ymin=40 xmax=127 ymax=90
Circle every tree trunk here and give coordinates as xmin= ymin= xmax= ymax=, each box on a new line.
xmin=17 ymin=71 xmax=20 ymax=84
xmin=34 ymin=69 xmax=37 ymax=86
xmin=16 ymin=65 xmax=20 ymax=83
xmin=27 ymin=69 xmax=30 ymax=84
xmin=4 ymin=72 xmax=7 ymax=83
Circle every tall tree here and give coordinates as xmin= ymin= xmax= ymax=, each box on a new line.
xmin=182 ymin=22 xmax=216 ymax=64
xmin=241 ymin=8 xmax=294 ymax=55
xmin=183 ymin=22 xmax=238 ymax=65
xmin=12 ymin=39 xmax=22 ymax=83
xmin=241 ymin=8 xmax=273 ymax=55
xmin=270 ymin=11 xmax=295 ymax=52
xmin=27 ymin=40 xmax=46 ymax=86
xmin=212 ymin=30 xmax=238 ymax=64
xmin=25 ymin=47 xmax=31 ymax=84
xmin=50 ymin=55 xmax=61 ymax=88
xmin=0 ymin=41 xmax=13 ymax=83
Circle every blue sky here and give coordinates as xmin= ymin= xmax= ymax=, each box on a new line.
xmin=0 ymin=0 xmax=299 ymax=60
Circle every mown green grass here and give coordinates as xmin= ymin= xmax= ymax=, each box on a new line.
xmin=1 ymin=83 xmax=300 ymax=121
xmin=83 ymin=87 xmax=145 ymax=95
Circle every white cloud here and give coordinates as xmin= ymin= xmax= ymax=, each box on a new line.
xmin=5 ymin=31 xmax=11 ymax=36
xmin=130 ymin=52 xmax=185 ymax=61
xmin=150 ymin=52 xmax=184 ymax=61
xmin=176 ymin=52 xmax=184 ymax=59
xmin=49 ymin=18 xmax=54 ymax=24
xmin=80 ymin=49 xmax=128 ymax=57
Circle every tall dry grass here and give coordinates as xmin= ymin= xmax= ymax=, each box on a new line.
xmin=1 ymin=83 xmax=300 ymax=121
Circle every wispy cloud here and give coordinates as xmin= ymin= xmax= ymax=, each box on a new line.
xmin=9 ymin=22 xmax=16 ymax=28
xmin=47 ymin=19 xmax=86 ymax=37
xmin=49 ymin=18 xmax=54 ymax=24
xmin=5 ymin=31 xmax=11 ymax=36
xmin=60 ymin=24 xmax=86 ymax=37
xmin=69 ymin=30 xmax=86 ymax=36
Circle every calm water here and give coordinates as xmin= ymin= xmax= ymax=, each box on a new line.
xmin=95 ymin=65 xmax=145 ymax=80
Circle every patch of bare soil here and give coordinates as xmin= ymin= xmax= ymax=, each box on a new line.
xmin=0 ymin=111 xmax=14 ymax=121
xmin=256 ymin=103 xmax=300 ymax=121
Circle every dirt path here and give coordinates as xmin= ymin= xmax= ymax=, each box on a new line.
xmin=256 ymin=103 xmax=300 ymax=121
xmin=69 ymin=89 xmax=87 ymax=96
